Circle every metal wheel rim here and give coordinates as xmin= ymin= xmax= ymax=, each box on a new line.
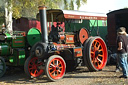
xmin=90 ymin=38 xmax=107 ymax=69
xmin=28 ymin=57 xmax=43 ymax=77
xmin=48 ymin=58 xmax=65 ymax=79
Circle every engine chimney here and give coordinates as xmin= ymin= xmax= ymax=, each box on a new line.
xmin=38 ymin=6 xmax=48 ymax=43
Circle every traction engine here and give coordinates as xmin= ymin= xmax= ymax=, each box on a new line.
xmin=0 ymin=27 xmax=41 ymax=77
xmin=24 ymin=6 xmax=108 ymax=81
xmin=0 ymin=30 xmax=26 ymax=77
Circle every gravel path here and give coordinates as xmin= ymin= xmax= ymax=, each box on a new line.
xmin=0 ymin=65 xmax=128 ymax=85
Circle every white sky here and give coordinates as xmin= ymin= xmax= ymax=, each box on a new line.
xmin=77 ymin=0 xmax=128 ymax=14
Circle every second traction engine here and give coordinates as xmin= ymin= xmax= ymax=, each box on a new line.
xmin=24 ymin=6 xmax=108 ymax=82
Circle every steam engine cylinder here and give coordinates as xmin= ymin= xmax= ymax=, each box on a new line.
xmin=0 ymin=44 xmax=10 ymax=56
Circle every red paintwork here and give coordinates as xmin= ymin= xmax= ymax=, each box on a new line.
xmin=48 ymin=57 xmax=65 ymax=80
xmin=90 ymin=38 xmax=107 ymax=69
xmin=74 ymin=48 xmax=82 ymax=57
xmin=13 ymin=17 xmax=65 ymax=33
xmin=28 ymin=57 xmax=44 ymax=77
xmin=79 ymin=28 xmax=89 ymax=44
xmin=13 ymin=17 xmax=41 ymax=32
xmin=53 ymin=22 xmax=65 ymax=32
xmin=64 ymin=14 xmax=107 ymax=20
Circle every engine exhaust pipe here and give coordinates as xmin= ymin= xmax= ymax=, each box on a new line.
xmin=38 ymin=6 xmax=48 ymax=43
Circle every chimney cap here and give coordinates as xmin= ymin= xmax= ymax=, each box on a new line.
xmin=38 ymin=6 xmax=47 ymax=10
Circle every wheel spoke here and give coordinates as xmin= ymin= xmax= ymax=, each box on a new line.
xmin=97 ymin=60 xmax=102 ymax=67
xmin=94 ymin=58 xmax=98 ymax=63
xmin=98 ymin=48 xmax=103 ymax=52
xmin=46 ymin=56 xmax=66 ymax=81
xmin=59 ymin=66 xmax=62 ymax=69
xmin=29 ymin=67 xmax=34 ymax=70
xmin=34 ymin=70 xmax=37 ymax=74
xmin=51 ymin=70 xmax=55 ymax=74
xmin=31 ymin=59 xmax=36 ymax=64
xmin=98 ymin=54 xmax=103 ymax=57
xmin=50 ymin=63 xmax=55 ymax=67
xmin=84 ymin=37 xmax=107 ymax=71
xmin=26 ymin=57 xmax=44 ymax=78
xmin=49 ymin=67 xmax=53 ymax=70
xmin=93 ymin=41 xmax=97 ymax=47
xmin=97 ymin=44 xmax=100 ymax=50
xmin=30 ymin=69 xmax=34 ymax=73
xmin=37 ymin=62 xmax=43 ymax=66
xmin=57 ymin=60 xmax=59 ymax=65
xmin=91 ymin=53 xmax=95 ymax=57
xmin=58 ymin=62 xmax=61 ymax=66
xmin=97 ymin=57 xmax=103 ymax=64
xmin=56 ymin=70 xmax=59 ymax=75
xmin=57 ymin=70 xmax=61 ymax=75
xmin=92 ymin=58 xmax=95 ymax=63
xmin=53 ymin=71 xmax=56 ymax=76
xmin=93 ymin=58 xmax=97 ymax=66
xmin=58 ymin=69 xmax=61 ymax=72
xmin=28 ymin=64 xmax=33 ymax=67
xmin=52 ymin=60 xmax=55 ymax=65
xmin=91 ymin=51 xmax=95 ymax=54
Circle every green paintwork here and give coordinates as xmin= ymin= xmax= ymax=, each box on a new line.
xmin=0 ymin=44 xmax=10 ymax=56
xmin=12 ymin=36 xmax=25 ymax=48
xmin=9 ymin=56 xmax=16 ymax=65
xmin=9 ymin=49 xmax=25 ymax=66
xmin=18 ymin=49 xmax=25 ymax=65
xmin=89 ymin=20 xmax=107 ymax=41
xmin=27 ymin=27 xmax=42 ymax=46
xmin=65 ymin=20 xmax=107 ymax=41
xmin=9 ymin=56 xmax=14 ymax=63
xmin=5 ymin=33 xmax=11 ymax=41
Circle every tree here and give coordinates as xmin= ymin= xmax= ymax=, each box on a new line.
xmin=12 ymin=0 xmax=62 ymax=19
xmin=4 ymin=0 xmax=13 ymax=33
xmin=3 ymin=0 xmax=87 ymax=33
xmin=6 ymin=0 xmax=87 ymax=19
xmin=64 ymin=0 xmax=87 ymax=10
xmin=3 ymin=0 xmax=62 ymax=33
xmin=0 ymin=1 xmax=5 ymax=27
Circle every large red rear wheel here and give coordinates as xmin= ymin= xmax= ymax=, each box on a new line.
xmin=84 ymin=37 xmax=107 ymax=71
xmin=24 ymin=57 xmax=44 ymax=78
xmin=45 ymin=55 xmax=66 ymax=81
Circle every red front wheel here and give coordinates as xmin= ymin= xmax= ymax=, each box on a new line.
xmin=45 ymin=55 xmax=66 ymax=81
xmin=24 ymin=57 xmax=44 ymax=78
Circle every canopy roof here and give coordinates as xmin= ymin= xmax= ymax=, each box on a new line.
xmin=46 ymin=9 xmax=107 ymax=22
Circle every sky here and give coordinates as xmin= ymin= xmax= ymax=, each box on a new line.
xmin=77 ymin=0 xmax=128 ymax=14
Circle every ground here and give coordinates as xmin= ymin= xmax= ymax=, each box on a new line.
xmin=0 ymin=65 xmax=128 ymax=85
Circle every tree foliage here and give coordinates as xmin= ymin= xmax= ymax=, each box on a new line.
xmin=11 ymin=0 xmax=62 ymax=19
xmin=3 ymin=0 xmax=87 ymax=19
xmin=64 ymin=0 xmax=87 ymax=10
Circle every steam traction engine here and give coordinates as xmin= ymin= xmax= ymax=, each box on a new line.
xmin=24 ymin=6 xmax=108 ymax=81
xmin=0 ymin=26 xmax=43 ymax=77
xmin=0 ymin=30 xmax=26 ymax=77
